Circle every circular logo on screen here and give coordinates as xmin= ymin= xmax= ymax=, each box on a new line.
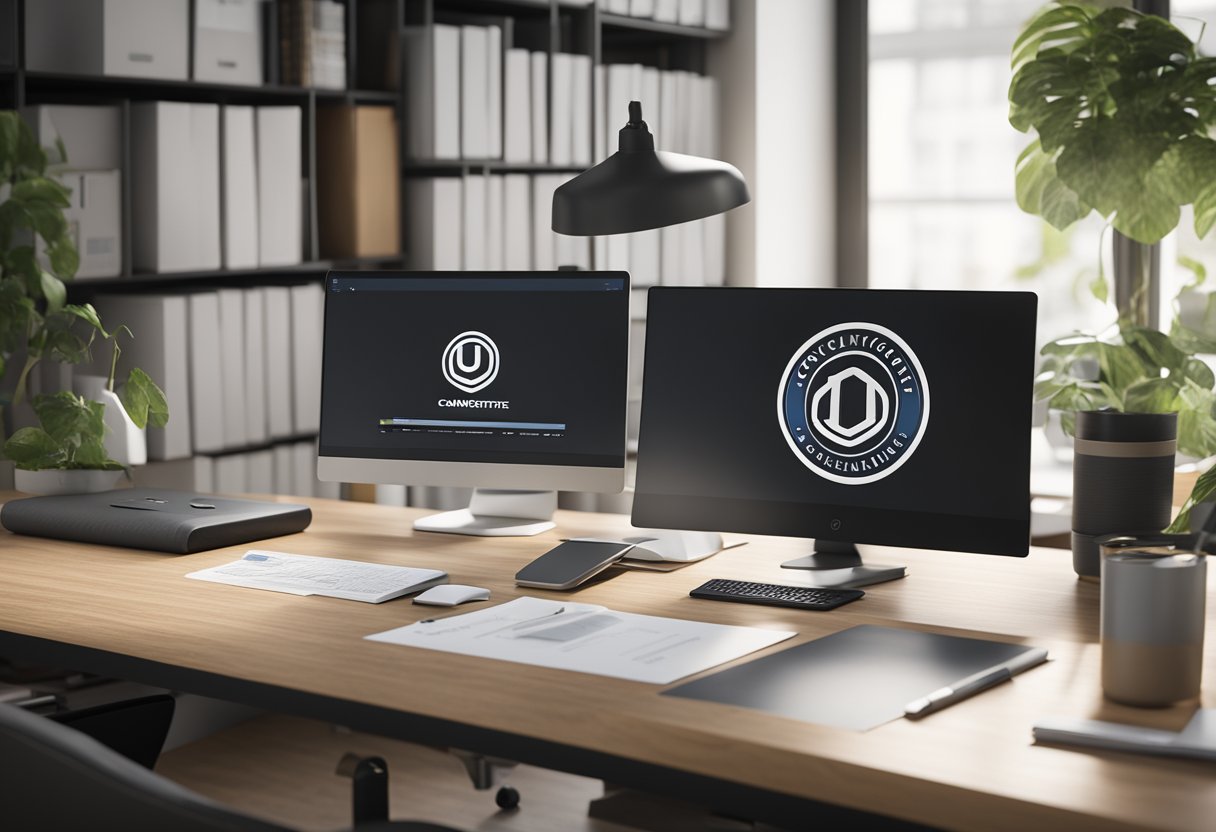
xmin=442 ymin=331 xmax=500 ymax=393
xmin=777 ymin=323 xmax=929 ymax=485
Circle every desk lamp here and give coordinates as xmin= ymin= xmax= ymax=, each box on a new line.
xmin=552 ymin=100 xmax=749 ymax=561
xmin=552 ymin=101 xmax=750 ymax=236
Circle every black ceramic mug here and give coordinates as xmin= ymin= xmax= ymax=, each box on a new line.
xmin=1071 ymin=410 xmax=1177 ymax=580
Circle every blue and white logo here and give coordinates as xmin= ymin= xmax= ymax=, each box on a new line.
xmin=443 ymin=331 xmax=500 ymax=394
xmin=777 ymin=322 xmax=929 ymax=485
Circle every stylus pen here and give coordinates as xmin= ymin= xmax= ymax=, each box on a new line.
xmin=904 ymin=648 xmax=1048 ymax=719
xmin=904 ymin=667 xmax=1012 ymax=719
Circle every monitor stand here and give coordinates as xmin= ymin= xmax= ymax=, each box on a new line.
xmin=412 ymin=488 xmax=557 ymax=537
xmin=780 ymin=540 xmax=907 ymax=589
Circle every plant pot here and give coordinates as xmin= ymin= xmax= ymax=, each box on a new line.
xmin=1072 ymin=411 xmax=1177 ymax=580
xmin=73 ymin=375 xmax=147 ymax=467
xmin=14 ymin=467 xmax=128 ymax=496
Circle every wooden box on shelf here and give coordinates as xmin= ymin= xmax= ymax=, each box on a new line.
xmin=316 ymin=105 xmax=401 ymax=259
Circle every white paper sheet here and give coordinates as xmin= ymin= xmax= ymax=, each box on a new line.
xmin=366 ymin=596 xmax=795 ymax=685
xmin=187 ymin=551 xmax=447 ymax=604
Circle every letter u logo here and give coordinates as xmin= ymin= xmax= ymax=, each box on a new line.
xmin=442 ymin=331 xmax=500 ymax=393
xmin=456 ymin=343 xmax=483 ymax=373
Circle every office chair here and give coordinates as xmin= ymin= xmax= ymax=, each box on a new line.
xmin=0 ymin=703 xmax=462 ymax=832
xmin=48 ymin=692 xmax=177 ymax=769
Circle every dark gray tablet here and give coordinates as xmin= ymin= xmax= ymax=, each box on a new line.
xmin=0 ymin=488 xmax=312 ymax=554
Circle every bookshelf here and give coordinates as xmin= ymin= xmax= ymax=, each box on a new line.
xmin=1 ymin=0 xmax=730 ymax=504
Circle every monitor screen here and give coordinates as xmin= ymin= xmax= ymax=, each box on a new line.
xmin=632 ymin=287 xmax=1037 ymax=556
xmin=318 ymin=272 xmax=630 ymax=492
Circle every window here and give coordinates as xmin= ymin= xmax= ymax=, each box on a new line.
xmin=867 ymin=0 xmax=1111 ymax=343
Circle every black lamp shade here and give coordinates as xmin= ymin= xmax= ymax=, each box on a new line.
xmin=552 ymin=101 xmax=750 ymax=236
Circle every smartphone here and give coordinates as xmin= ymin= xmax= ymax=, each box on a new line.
xmin=514 ymin=539 xmax=637 ymax=590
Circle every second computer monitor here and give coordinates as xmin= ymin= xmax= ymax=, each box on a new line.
xmin=318 ymin=271 xmax=630 ymax=535
xmin=632 ymin=287 xmax=1037 ymax=581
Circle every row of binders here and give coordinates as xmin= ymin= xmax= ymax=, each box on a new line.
xmin=85 ymin=284 xmax=325 ymax=460
xmin=135 ymin=441 xmax=341 ymax=501
xmin=22 ymin=102 xmax=305 ymax=277
xmin=406 ymin=24 xmax=578 ymax=163
xmin=597 ymin=0 xmax=730 ymax=28
xmin=408 ymin=174 xmax=586 ymax=272
xmin=595 ymin=64 xmax=725 ymax=288
xmin=28 ymin=100 xmax=399 ymax=276
xmin=408 ymin=169 xmax=724 ymax=286
xmin=407 ymin=57 xmax=724 ymax=287
xmin=133 ymin=102 xmax=304 ymax=274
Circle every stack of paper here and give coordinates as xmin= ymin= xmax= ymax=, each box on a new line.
xmin=367 ymin=596 xmax=794 ymax=685
xmin=188 ymin=550 xmax=449 ymax=604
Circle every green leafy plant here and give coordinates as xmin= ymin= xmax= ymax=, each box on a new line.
xmin=1036 ymin=284 xmax=1216 ymax=531
xmin=1 ymin=110 xmax=168 ymax=472
xmin=3 ymin=391 xmax=123 ymax=471
xmin=0 ymin=110 xmax=81 ymax=404
xmin=1010 ymin=2 xmax=1216 ymax=245
xmin=1012 ymin=3 xmax=1216 ymax=532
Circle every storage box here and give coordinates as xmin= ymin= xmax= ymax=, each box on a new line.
xmin=316 ymin=105 xmax=401 ymax=258
xmin=25 ymin=0 xmax=189 ymax=81
xmin=194 ymin=0 xmax=262 ymax=85
xmin=49 ymin=170 xmax=123 ymax=279
xmin=130 ymin=102 xmax=221 ymax=273
xmin=21 ymin=105 xmax=122 ymax=171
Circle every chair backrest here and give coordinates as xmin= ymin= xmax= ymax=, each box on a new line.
xmin=49 ymin=693 xmax=176 ymax=769
xmin=0 ymin=702 xmax=291 ymax=832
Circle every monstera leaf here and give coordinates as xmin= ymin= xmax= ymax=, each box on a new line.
xmin=1010 ymin=3 xmax=1216 ymax=243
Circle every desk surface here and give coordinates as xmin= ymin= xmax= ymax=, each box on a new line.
xmin=0 ymin=493 xmax=1213 ymax=832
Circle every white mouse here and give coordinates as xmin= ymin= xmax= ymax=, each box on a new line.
xmin=413 ymin=584 xmax=491 ymax=606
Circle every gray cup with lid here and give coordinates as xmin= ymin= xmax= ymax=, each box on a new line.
xmin=1100 ymin=545 xmax=1206 ymax=707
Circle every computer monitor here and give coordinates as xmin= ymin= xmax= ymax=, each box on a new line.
xmin=632 ymin=287 xmax=1037 ymax=587
xmin=318 ymin=271 xmax=630 ymax=536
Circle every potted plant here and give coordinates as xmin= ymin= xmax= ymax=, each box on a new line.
xmin=1010 ymin=2 xmax=1216 ymax=530
xmin=0 ymin=110 xmax=167 ymax=494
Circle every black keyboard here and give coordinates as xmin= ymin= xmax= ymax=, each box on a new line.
xmin=689 ymin=578 xmax=864 ymax=611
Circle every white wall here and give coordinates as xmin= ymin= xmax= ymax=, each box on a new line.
xmin=710 ymin=0 xmax=837 ymax=287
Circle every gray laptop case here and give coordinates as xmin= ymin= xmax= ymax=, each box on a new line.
xmin=0 ymin=488 xmax=312 ymax=554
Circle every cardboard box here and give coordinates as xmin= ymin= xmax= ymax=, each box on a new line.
xmin=25 ymin=0 xmax=188 ymax=81
xmin=316 ymin=105 xmax=400 ymax=258
xmin=194 ymin=0 xmax=262 ymax=85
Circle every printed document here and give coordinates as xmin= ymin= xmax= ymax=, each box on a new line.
xmin=187 ymin=550 xmax=448 ymax=603
xmin=366 ymin=596 xmax=795 ymax=684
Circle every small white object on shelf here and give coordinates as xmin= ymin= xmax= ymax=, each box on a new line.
xmin=90 ymin=294 xmax=193 ymax=461
xmin=73 ymin=375 xmax=146 ymax=467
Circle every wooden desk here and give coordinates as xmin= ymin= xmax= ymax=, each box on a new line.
xmin=0 ymin=494 xmax=1213 ymax=832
